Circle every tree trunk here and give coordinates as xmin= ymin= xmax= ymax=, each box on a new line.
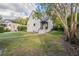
xmin=54 ymin=3 xmax=78 ymax=44
xmin=65 ymin=4 xmax=78 ymax=44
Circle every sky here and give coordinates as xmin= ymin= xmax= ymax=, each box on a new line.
xmin=1 ymin=3 xmax=79 ymax=20
xmin=0 ymin=3 xmax=37 ymax=19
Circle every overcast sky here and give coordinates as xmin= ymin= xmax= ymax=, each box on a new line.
xmin=0 ymin=3 xmax=37 ymax=19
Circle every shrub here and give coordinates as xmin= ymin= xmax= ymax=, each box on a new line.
xmin=0 ymin=26 xmax=4 ymax=33
xmin=53 ymin=16 xmax=63 ymax=31
xmin=0 ymin=24 xmax=6 ymax=27
xmin=17 ymin=25 xmax=26 ymax=31
xmin=4 ymin=28 xmax=11 ymax=32
xmin=53 ymin=25 xmax=64 ymax=31
xmin=14 ymin=17 xmax=28 ymax=25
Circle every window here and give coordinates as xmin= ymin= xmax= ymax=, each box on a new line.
xmin=33 ymin=23 xmax=35 ymax=26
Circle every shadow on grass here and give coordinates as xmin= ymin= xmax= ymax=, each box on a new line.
xmin=39 ymin=32 xmax=66 ymax=56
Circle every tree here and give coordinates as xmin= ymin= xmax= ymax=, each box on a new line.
xmin=14 ymin=17 xmax=28 ymax=25
xmin=53 ymin=16 xmax=63 ymax=31
xmin=32 ymin=11 xmax=42 ymax=19
xmin=54 ymin=3 xmax=78 ymax=44
xmin=39 ymin=3 xmax=78 ymax=44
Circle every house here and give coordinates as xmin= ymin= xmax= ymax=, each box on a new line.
xmin=27 ymin=11 xmax=53 ymax=34
xmin=3 ymin=20 xmax=19 ymax=32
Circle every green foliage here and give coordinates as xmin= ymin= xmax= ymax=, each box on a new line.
xmin=67 ymin=13 xmax=79 ymax=26
xmin=0 ymin=24 xmax=6 ymax=27
xmin=33 ymin=11 xmax=42 ymax=19
xmin=54 ymin=17 xmax=62 ymax=26
xmin=0 ymin=23 xmax=10 ymax=32
xmin=14 ymin=17 xmax=28 ymax=25
xmin=0 ymin=26 xmax=4 ymax=33
xmin=0 ymin=25 xmax=11 ymax=33
xmin=4 ymin=28 xmax=11 ymax=32
xmin=53 ymin=16 xmax=63 ymax=31
xmin=77 ymin=13 xmax=79 ymax=23
xmin=17 ymin=25 xmax=26 ymax=31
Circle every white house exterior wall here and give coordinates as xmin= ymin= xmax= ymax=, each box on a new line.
xmin=27 ymin=19 xmax=41 ymax=32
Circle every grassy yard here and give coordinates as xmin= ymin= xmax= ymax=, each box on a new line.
xmin=0 ymin=31 xmax=66 ymax=56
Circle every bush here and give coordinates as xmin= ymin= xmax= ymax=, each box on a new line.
xmin=0 ymin=24 xmax=6 ymax=27
xmin=0 ymin=26 xmax=4 ymax=33
xmin=53 ymin=25 xmax=64 ymax=31
xmin=14 ymin=17 xmax=28 ymax=25
xmin=4 ymin=28 xmax=11 ymax=32
xmin=17 ymin=25 xmax=26 ymax=31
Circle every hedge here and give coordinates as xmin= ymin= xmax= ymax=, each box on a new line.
xmin=17 ymin=25 xmax=26 ymax=31
xmin=4 ymin=28 xmax=11 ymax=32
xmin=0 ymin=26 xmax=4 ymax=33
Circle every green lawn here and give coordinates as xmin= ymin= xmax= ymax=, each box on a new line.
xmin=0 ymin=31 xmax=66 ymax=56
